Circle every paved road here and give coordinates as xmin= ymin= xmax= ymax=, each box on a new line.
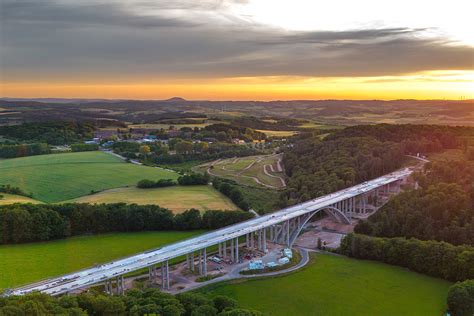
xmin=11 ymin=168 xmax=411 ymax=296
xmin=171 ymin=247 xmax=310 ymax=294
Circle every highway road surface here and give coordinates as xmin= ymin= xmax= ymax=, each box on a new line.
xmin=9 ymin=168 xmax=411 ymax=296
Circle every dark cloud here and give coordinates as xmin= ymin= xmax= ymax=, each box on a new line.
xmin=1 ymin=0 xmax=473 ymax=82
xmin=1 ymin=0 xmax=196 ymax=29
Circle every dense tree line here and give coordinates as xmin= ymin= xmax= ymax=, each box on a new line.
xmin=137 ymin=179 xmax=177 ymax=189
xmin=177 ymin=174 xmax=210 ymax=185
xmin=282 ymin=134 xmax=404 ymax=204
xmin=71 ymin=143 xmax=99 ymax=152
xmin=112 ymin=139 xmax=262 ymax=165
xmin=0 ymin=289 xmax=262 ymax=316
xmin=0 ymin=203 xmax=253 ymax=244
xmin=212 ymin=178 xmax=250 ymax=211
xmin=151 ymin=144 xmax=261 ymax=165
xmin=0 ymin=122 xmax=96 ymax=145
xmin=326 ymin=124 xmax=474 ymax=154
xmin=0 ymin=143 xmax=50 ymax=158
xmin=282 ymin=124 xmax=474 ymax=205
xmin=202 ymin=123 xmax=266 ymax=142
xmin=339 ymin=233 xmax=474 ymax=282
xmin=447 ymin=280 xmax=474 ymax=316
xmin=355 ymin=160 xmax=474 ymax=246
xmin=0 ymin=185 xmax=31 ymax=197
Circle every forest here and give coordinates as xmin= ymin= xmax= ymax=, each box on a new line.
xmin=0 ymin=289 xmax=262 ymax=316
xmin=355 ymin=159 xmax=474 ymax=246
xmin=282 ymin=134 xmax=404 ymax=204
xmin=0 ymin=143 xmax=50 ymax=158
xmin=339 ymin=233 xmax=474 ymax=282
xmin=0 ymin=122 xmax=96 ymax=145
xmin=0 ymin=204 xmax=253 ymax=244
xmin=282 ymin=124 xmax=474 ymax=205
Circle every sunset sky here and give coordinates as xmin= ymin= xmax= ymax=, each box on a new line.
xmin=1 ymin=0 xmax=473 ymax=100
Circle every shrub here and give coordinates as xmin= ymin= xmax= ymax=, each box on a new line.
xmin=70 ymin=143 xmax=99 ymax=152
xmin=137 ymin=179 xmax=177 ymax=189
xmin=177 ymin=173 xmax=210 ymax=185
xmin=447 ymin=280 xmax=474 ymax=316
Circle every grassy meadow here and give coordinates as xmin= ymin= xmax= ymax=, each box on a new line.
xmin=65 ymin=185 xmax=239 ymax=212
xmin=199 ymin=254 xmax=451 ymax=316
xmin=0 ymin=151 xmax=178 ymax=203
xmin=0 ymin=193 xmax=42 ymax=205
xmin=0 ymin=231 xmax=204 ymax=290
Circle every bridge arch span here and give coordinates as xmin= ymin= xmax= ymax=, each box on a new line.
xmin=289 ymin=206 xmax=351 ymax=247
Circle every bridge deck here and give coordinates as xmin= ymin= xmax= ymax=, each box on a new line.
xmin=11 ymin=168 xmax=411 ymax=296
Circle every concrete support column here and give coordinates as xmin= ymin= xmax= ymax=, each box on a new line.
xmin=364 ymin=194 xmax=367 ymax=213
xmin=104 ymin=280 xmax=109 ymax=294
xmin=191 ymin=252 xmax=195 ymax=272
xmin=161 ymin=262 xmax=165 ymax=289
xmin=246 ymin=234 xmax=249 ymax=247
xmin=270 ymin=225 xmax=274 ymax=242
xmin=286 ymin=220 xmax=290 ymax=246
xmin=230 ymin=239 xmax=235 ymax=262
xmin=203 ymin=248 xmax=207 ymax=276
xmin=218 ymin=243 xmax=222 ymax=257
xmin=251 ymin=232 xmax=255 ymax=248
xmin=198 ymin=250 xmax=202 ymax=275
xmin=263 ymin=228 xmax=267 ymax=252
xmin=257 ymin=230 xmax=262 ymax=250
xmin=235 ymin=238 xmax=239 ymax=262
xmin=165 ymin=260 xmax=170 ymax=290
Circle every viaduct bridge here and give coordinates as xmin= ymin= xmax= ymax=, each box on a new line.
xmin=10 ymin=168 xmax=411 ymax=296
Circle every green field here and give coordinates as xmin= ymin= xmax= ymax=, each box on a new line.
xmin=65 ymin=185 xmax=239 ymax=213
xmin=199 ymin=254 xmax=451 ymax=315
xmin=0 ymin=151 xmax=178 ymax=203
xmin=0 ymin=193 xmax=42 ymax=205
xmin=0 ymin=231 xmax=204 ymax=289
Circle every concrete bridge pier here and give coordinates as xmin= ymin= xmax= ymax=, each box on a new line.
xmin=202 ymin=248 xmax=207 ymax=276
xmin=161 ymin=260 xmax=170 ymax=290
xmin=234 ymin=238 xmax=239 ymax=262
xmin=104 ymin=280 xmax=111 ymax=295
xmin=116 ymin=276 xmax=125 ymax=295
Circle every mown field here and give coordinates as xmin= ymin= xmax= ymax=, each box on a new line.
xmin=0 ymin=231 xmax=204 ymax=290
xmin=199 ymin=254 xmax=451 ymax=316
xmin=194 ymin=154 xmax=286 ymax=189
xmin=65 ymin=185 xmax=239 ymax=213
xmin=0 ymin=193 xmax=42 ymax=205
xmin=0 ymin=151 xmax=179 ymax=203
xmin=255 ymin=130 xmax=298 ymax=137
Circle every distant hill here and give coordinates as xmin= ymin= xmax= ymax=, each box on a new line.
xmin=164 ymin=97 xmax=187 ymax=102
